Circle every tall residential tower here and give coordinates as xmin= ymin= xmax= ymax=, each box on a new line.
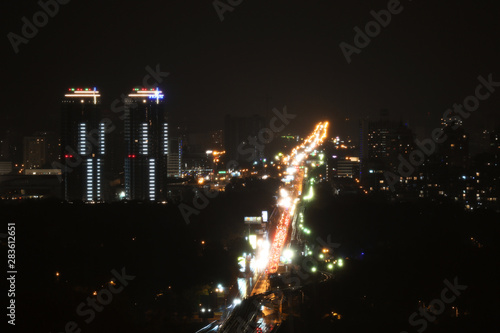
xmin=61 ymin=88 xmax=106 ymax=202
xmin=124 ymin=88 xmax=168 ymax=201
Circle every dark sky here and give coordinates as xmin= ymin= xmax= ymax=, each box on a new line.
xmin=2 ymin=0 xmax=500 ymax=140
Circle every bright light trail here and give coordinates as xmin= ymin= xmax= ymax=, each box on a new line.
xmin=267 ymin=121 xmax=329 ymax=274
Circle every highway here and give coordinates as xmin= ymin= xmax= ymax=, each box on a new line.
xmin=203 ymin=122 xmax=330 ymax=333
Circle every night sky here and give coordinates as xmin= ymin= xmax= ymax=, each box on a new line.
xmin=2 ymin=0 xmax=500 ymax=140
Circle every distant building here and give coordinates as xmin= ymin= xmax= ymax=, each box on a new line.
xmin=439 ymin=125 xmax=469 ymax=169
xmin=61 ymin=88 xmax=106 ymax=202
xmin=0 ymin=162 xmax=12 ymax=175
xmin=359 ymin=111 xmax=414 ymax=176
xmin=336 ymin=157 xmax=360 ymax=178
xmin=27 ymin=135 xmax=47 ymax=168
xmin=24 ymin=169 xmax=61 ymax=176
xmin=124 ymin=88 xmax=168 ymax=201
xmin=0 ymin=139 xmax=9 ymax=160
xmin=209 ymin=129 xmax=224 ymax=151
xmin=0 ymin=131 xmax=21 ymax=165
xmin=224 ymin=114 xmax=267 ymax=165
xmin=491 ymin=129 xmax=500 ymax=155
xmin=167 ymin=137 xmax=182 ymax=177
xmin=23 ymin=132 xmax=58 ymax=169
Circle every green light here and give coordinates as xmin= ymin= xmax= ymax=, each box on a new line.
xmin=338 ymin=259 xmax=344 ymax=267
xmin=319 ymin=254 xmax=324 ymax=259
xmin=311 ymin=267 xmax=317 ymax=273
xmin=303 ymin=186 xmax=314 ymax=200
xmin=327 ymin=264 xmax=333 ymax=270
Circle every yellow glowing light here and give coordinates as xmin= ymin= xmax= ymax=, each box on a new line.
xmin=64 ymin=94 xmax=101 ymax=97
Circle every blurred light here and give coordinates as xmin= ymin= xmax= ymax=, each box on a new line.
xmin=283 ymin=249 xmax=294 ymax=260
xmin=249 ymin=235 xmax=257 ymax=250
xmin=303 ymin=186 xmax=314 ymax=200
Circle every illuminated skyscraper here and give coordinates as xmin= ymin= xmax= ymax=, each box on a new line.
xmin=61 ymin=88 xmax=106 ymax=202
xmin=124 ymin=88 xmax=168 ymax=201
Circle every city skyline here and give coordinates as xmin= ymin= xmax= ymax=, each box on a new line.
xmin=1 ymin=1 xmax=499 ymax=332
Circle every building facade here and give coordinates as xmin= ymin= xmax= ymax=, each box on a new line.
xmin=23 ymin=132 xmax=59 ymax=169
xmin=61 ymin=88 xmax=106 ymax=202
xmin=124 ymin=88 xmax=168 ymax=201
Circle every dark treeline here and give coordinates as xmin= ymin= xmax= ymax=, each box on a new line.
xmin=2 ymin=178 xmax=277 ymax=333
xmin=281 ymin=184 xmax=499 ymax=332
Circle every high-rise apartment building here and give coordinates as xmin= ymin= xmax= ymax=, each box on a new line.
xmin=359 ymin=111 xmax=414 ymax=175
xmin=124 ymin=88 xmax=168 ymax=201
xmin=61 ymin=88 xmax=106 ymax=202
xmin=23 ymin=132 xmax=58 ymax=169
